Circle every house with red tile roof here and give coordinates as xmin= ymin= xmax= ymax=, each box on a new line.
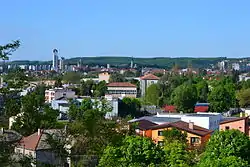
xmin=140 ymin=74 xmax=160 ymax=97
xmin=106 ymin=82 xmax=137 ymax=98
xmin=146 ymin=121 xmax=213 ymax=147
xmin=15 ymin=129 xmax=71 ymax=167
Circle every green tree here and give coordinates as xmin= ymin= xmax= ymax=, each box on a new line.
xmin=171 ymin=83 xmax=197 ymax=112
xmin=109 ymin=73 xmax=125 ymax=82
xmin=163 ymin=128 xmax=187 ymax=143
xmin=145 ymin=84 xmax=161 ymax=106
xmin=196 ymin=80 xmax=209 ymax=102
xmin=98 ymin=136 xmax=164 ymax=167
xmin=163 ymin=140 xmax=192 ymax=167
xmin=54 ymin=77 xmax=63 ymax=87
xmin=200 ymin=130 xmax=250 ymax=164
xmin=63 ymin=72 xmax=82 ymax=84
xmin=0 ymin=40 xmax=20 ymax=60
xmin=236 ymin=88 xmax=250 ymax=107
xmin=208 ymin=85 xmax=233 ymax=112
xmin=4 ymin=98 xmax=21 ymax=117
xmin=93 ymin=80 xmax=107 ymax=97
xmin=119 ymin=97 xmax=142 ymax=118
xmin=40 ymin=105 xmax=59 ymax=128
xmin=199 ymin=156 xmax=248 ymax=167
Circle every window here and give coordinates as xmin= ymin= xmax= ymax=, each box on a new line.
xmin=158 ymin=131 xmax=163 ymax=136
xmin=225 ymin=126 xmax=230 ymax=130
xmin=191 ymin=137 xmax=200 ymax=144
xmin=158 ymin=141 xmax=164 ymax=146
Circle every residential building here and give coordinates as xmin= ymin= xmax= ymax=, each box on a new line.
xmin=134 ymin=120 xmax=212 ymax=147
xmin=180 ymin=113 xmax=222 ymax=131
xmin=51 ymin=97 xmax=119 ymax=119
xmin=98 ymin=72 xmax=110 ymax=83
xmin=45 ymin=88 xmax=75 ymax=103
xmin=130 ymin=112 xmax=223 ymax=131
xmin=106 ymin=82 xmax=137 ymax=98
xmin=140 ymin=74 xmax=159 ymax=97
xmin=219 ymin=116 xmax=249 ymax=136
xmin=15 ymin=129 xmax=71 ymax=167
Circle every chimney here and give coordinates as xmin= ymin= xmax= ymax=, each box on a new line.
xmin=189 ymin=121 xmax=194 ymax=130
xmin=38 ymin=129 xmax=41 ymax=136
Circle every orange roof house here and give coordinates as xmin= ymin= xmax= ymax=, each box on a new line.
xmin=145 ymin=121 xmax=213 ymax=147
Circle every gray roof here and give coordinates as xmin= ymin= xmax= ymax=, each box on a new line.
xmin=129 ymin=116 xmax=181 ymax=124
xmin=186 ymin=114 xmax=220 ymax=117
xmin=36 ymin=129 xmax=65 ymax=150
xmin=0 ymin=129 xmax=22 ymax=143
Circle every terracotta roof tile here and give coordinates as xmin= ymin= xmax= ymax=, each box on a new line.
xmin=150 ymin=121 xmax=213 ymax=136
xmin=18 ymin=131 xmax=42 ymax=151
xmin=140 ymin=74 xmax=160 ymax=80
xmin=107 ymin=82 xmax=136 ymax=87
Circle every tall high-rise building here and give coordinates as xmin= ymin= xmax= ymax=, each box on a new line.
xmin=59 ymin=57 xmax=65 ymax=72
xmin=52 ymin=49 xmax=59 ymax=72
xmin=130 ymin=57 xmax=134 ymax=69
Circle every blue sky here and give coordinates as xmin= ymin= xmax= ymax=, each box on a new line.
xmin=1 ymin=0 xmax=250 ymax=60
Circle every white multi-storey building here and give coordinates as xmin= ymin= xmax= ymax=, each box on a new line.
xmin=45 ymin=88 xmax=75 ymax=103
xmin=106 ymin=82 xmax=137 ymax=98
xmin=140 ymin=74 xmax=159 ymax=97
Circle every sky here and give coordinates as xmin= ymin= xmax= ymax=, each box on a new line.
xmin=1 ymin=0 xmax=250 ymax=60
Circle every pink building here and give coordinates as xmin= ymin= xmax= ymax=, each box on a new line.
xmin=219 ymin=117 xmax=249 ymax=136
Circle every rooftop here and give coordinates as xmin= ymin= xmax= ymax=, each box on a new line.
xmin=220 ymin=117 xmax=249 ymax=125
xmin=0 ymin=129 xmax=22 ymax=143
xmin=140 ymin=74 xmax=160 ymax=80
xmin=17 ymin=129 xmax=63 ymax=151
xmin=129 ymin=116 xmax=181 ymax=124
xmin=150 ymin=121 xmax=213 ymax=136
xmin=107 ymin=82 xmax=136 ymax=87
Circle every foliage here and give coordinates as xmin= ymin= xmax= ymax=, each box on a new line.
xmin=4 ymin=98 xmax=21 ymax=117
xmin=68 ymin=99 xmax=122 ymax=160
xmin=171 ymin=83 xmax=197 ymax=112
xmin=198 ymin=156 xmax=248 ymax=167
xmin=145 ymin=84 xmax=161 ymax=106
xmin=196 ymin=80 xmax=209 ymax=102
xmin=118 ymin=97 xmax=142 ymax=118
xmin=200 ymin=130 xmax=250 ymax=164
xmin=163 ymin=140 xmax=192 ymax=167
xmin=54 ymin=77 xmax=62 ymax=87
xmin=93 ymin=80 xmax=107 ymax=97
xmin=63 ymin=72 xmax=82 ymax=84
xmin=236 ymin=88 xmax=250 ymax=107
xmin=0 ymin=40 xmax=20 ymax=60
xmin=98 ymin=136 xmax=164 ymax=167
xmin=208 ymin=85 xmax=233 ymax=112
xmin=109 ymin=72 xmax=125 ymax=82
xmin=12 ymin=86 xmax=58 ymax=136
xmin=163 ymin=128 xmax=187 ymax=143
